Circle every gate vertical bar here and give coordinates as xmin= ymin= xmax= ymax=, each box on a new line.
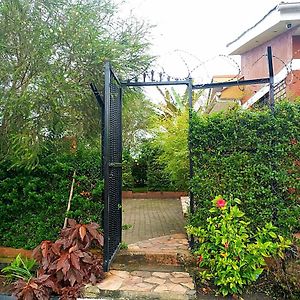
xmin=267 ymin=46 xmax=275 ymax=113
xmin=118 ymin=86 xmax=123 ymax=244
xmin=188 ymin=77 xmax=194 ymax=248
xmin=103 ymin=62 xmax=111 ymax=271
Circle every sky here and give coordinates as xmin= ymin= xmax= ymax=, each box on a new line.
xmin=120 ymin=0 xmax=299 ymax=101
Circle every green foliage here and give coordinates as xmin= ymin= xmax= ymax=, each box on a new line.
xmin=122 ymin=90 xmax=157 ymax=152
xmin=2 ymin=254 xmax=37 ymax=282
xmin=122 ymin=224 xmax=133 ymax=230
xmin=119 ymin=241 xmax=128 ymax=250
xmin=190 ymin=101 xmax=300 ymax=235
xmin=0 ymin=143 xmax=104 ymax=249
xmin=149 ymin=88 xmax=203 ymax=191
xmin=137 ymin=141 xmax=174 ymax=191
xmin=122 ymin=149 xmax=135 ymax=190
xmin=153 ymin=110 xmax=189 ymax=191
xmin=186 ymin=196 xmax=291 ymax=296
xmin=0 ymin=0 xmax=154 ymax=169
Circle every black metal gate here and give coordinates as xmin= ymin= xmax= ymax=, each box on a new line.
xmin=102 ymin=62 xmax=122 ymax=271
xmin=90 ymin=47 xmax=275 ymax=272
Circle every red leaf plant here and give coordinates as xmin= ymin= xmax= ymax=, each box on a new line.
xmin=13 ymin=219 xmax=105 ymax=300
xmin=13 ymin=275 xmax=55 ymax=300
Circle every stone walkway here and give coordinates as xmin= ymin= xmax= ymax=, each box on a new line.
xmin=84 ymin=270 xmax=196 ymax=299
xmin=83 ymin=198 xmax=196 ymax=299
xmin=122 ymin=198 xmax=186 ymax=245
xmin=127 ymin=233 xmax=189 ymax=252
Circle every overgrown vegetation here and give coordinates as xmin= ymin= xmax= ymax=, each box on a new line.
xmin=190 ymin=101 xmax=300 ymax=236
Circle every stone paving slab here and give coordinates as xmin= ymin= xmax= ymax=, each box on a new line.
xmin=84 ymin=270 xmax=196 ymax=300
xmin=127 ymin=233 xmax=189 ymax=252
xmin=112 ymin=233 xmax=195 ymax=272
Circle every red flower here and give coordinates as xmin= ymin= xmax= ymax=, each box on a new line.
xmin=290 ymin=138 xmax=298 ymax=145
xmin=288 ymin=187 xmax=296 ymax=194
xmin=294 ymin=160 xmax=300 ymax=167
xmin=224 ymin=242 xmax=229 ymax=249
xmin=216 ymin=199 xmax=226 ymax=208
xmin=197 ymin=255 xmax=203 ymax=264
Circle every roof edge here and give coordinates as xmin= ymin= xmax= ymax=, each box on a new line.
xmin=226 ymin=4 xmax=279 ymax=48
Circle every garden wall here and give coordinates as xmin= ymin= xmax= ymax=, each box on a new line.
xmin=190 ymin=101 xmax=300 ymax=235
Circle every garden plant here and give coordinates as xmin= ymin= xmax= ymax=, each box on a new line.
xmin=187 ymin=195 xmax=292 ymax=297
xmin=4 ymin=219 xmax=104 ymax=300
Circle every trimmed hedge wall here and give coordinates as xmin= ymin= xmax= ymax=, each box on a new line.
xmin=190 ymin=101 xmax=300 ymax=236
xmin=0 ymin=146 xmax=104 ymax=249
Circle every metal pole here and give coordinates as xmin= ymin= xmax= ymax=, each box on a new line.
xmin=267 ymin=46 xmax=275 ymax=113
xmin=188 ymin=77 xmax=194 ymax=248
xmin=90 ymin=83 xmax=105 ymax=231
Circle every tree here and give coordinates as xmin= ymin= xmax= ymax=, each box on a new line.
xmin=156 ymin=86 xmax=203 ymax=117
xmin=122 ymin=89 xmax=156 ymax=152
xmin=151 ymin=88 xmax=203 ymax=191
xmin=153 ymin=110 xmax=189 ymax=191
xmin=0 ymin=0 xmax=154 ymax=168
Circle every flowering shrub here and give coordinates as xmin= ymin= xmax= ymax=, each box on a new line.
xmin=186 ymin=196 xmax=291 ymax=297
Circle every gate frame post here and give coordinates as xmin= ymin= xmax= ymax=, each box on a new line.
xmin=103 ymin=61 xmax=111 ymax=271
xmin=187 ymin=77 xmax=195 ymax=248
xmin=267 ymin=46 xmax=275 ymax=114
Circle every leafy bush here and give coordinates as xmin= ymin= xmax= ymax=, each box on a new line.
xmin=12 ymin=219 xmax=104 ymax=300
xmin=0 ymin=144 xmax=104 ymax=249
xmin=153 ymin=110 xmax=189 ymax=191
xmin=187 ymin=196 xmax=291 ymax=296
xmin=138 ymin=141 xmax=174 ymax=191
xmin=190 ymin=101 xmax=300 ymax=236
xmin=2 ymin=254 xmax=37 ymax=282
xmin=122 ymin=150 xmax=134 ymax=190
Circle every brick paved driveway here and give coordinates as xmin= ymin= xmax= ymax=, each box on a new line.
xmin=122 ymin=198 xmax=186 ymax=245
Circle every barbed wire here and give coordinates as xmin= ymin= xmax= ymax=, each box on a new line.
xmin=124 ymin=49 xmax=243 ymax=85
xmin=124 ymin=50 xmax=300 ymax=102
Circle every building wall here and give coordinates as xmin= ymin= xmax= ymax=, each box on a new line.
xmin=287 ymin=70 xmax=300 ymax=98
xmin=240 ymin=27 xmax=300 ymax=102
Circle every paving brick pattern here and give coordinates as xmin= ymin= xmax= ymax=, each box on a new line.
xmin=122 ymin=198 xmax=186 ymax=245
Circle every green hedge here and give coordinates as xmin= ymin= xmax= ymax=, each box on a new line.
xmin=190 ymin=101 xmax=300 ymax=236
xmin=0 ymin=145 xmax=103 ymax=249
xmin=135 ymin=141 xmax=174 ymax=191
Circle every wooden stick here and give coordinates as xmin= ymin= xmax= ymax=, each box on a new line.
xmin=63 ymin=170 xmax=76 ymax=229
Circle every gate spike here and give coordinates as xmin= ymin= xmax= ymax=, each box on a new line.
xmin=159 ymin=72 xmax=162 ymax=82
xmin=167 ymin=76 xmax=170 ymax=81
xmin=135 ymin=76 xmax=138 ymax=82
xmin=143 ymin=73 xmax=146 ymax=82
xmin=151 ymin=70 xmax=154 ymax=81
